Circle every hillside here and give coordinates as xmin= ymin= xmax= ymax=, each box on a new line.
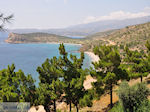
xmin=5 ymin=32 xmax=84 ymax=44
xmin=107 ymin=22 xmax=150 ymax=49
xmin=86 ymin=22 xmax=150 ymax=51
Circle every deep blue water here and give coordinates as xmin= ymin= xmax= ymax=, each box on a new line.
xmin=0 ymin=32 xmax=92 ymax=84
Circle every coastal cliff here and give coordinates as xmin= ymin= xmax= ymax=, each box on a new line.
xmin=5 ymin=33 xmax=26 ymax=43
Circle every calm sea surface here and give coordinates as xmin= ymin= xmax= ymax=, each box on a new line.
xmin=0 ymin=32 xmax=92 ymax=84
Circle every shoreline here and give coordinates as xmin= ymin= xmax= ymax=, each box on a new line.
xmin=5 ymin=40 xmax=99 ymax=63
xmin=5 ymin=40 xmax=82 ymax=46
xmin=85 ymin=51 xmax=99 ymax=62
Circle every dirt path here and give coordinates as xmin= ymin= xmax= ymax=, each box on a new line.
xmin=100 ymin=38 xmax=116 ymax=45
xmin=107 ymin=40 xmax=116 ymax=45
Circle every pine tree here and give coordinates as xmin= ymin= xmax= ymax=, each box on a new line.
xmin=34 ymin=84 xmax=52 ymax=111
xmin=0 ymin=64 xmax=36 ymax=103
xmin=71 ymin=69 xmax=93 ymax=112
xmin=124 ymin=46 xmax=149 ymax=82
xmin=59 ymin=43 xmax=92 ymax=112
xmin=79 ymin=89 xmax=93 ymax=109
xmin=37 ymin=57 xmax=63 ymax=112
xmin=145 ymin=41 xmax=150 ymax=76
xmin=0 ymin=64 xmax=19 ymax=101
xmin=19 ymin=71 xmax=36 ymax=105
xmin=91 ymin=45 xmax=128 ymax=108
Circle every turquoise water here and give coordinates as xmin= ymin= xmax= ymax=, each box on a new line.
xmin=0 ymin=32 xmax=92 ymax=84
xmin=67 ymin=36 xmax=85 ymax=39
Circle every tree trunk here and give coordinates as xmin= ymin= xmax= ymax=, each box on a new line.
xmin=76 ymin=104 xmax=79 ymax=112
xmin=69 ymin=102 xmax=72 ymax=112
xmin=54 ymin=99 xmax=56 ymax=112
xmin=110 ymin=84 xmax=113 ymax=108
xmin=140 ymin=76 xmax=143 ymax=82
xmin=45 ymin=105 xmax=50 ymax=112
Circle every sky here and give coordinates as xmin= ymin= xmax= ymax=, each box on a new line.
xmin=0 ymin=0 xmax=150 ymax=29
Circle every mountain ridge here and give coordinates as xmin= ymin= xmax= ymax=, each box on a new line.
xmin=9 ymin=16 xmax=150 ymax=36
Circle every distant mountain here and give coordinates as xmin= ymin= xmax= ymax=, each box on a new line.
xmin=67 ymin=16 xmax=150 ymax=34
xmin=9 ymin=16 xmax=150 ymax=36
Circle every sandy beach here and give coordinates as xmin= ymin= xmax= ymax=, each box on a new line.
xmin=85 ymin=51 xmax=99 ymax=62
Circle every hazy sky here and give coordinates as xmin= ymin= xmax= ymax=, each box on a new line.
xmin=0 ymin=0 xmax=150 ymax=29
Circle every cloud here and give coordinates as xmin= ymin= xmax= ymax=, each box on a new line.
xmin=144 ymin=7 xmax=150 ymax=12
xmin=83 ymin=7 xmax=150 ymax=24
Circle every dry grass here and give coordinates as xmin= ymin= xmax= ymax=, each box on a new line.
xmin=80 ymin=74 xmax=150 ymax=112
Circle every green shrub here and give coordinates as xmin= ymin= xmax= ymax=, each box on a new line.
xmin=117 ymin=81 xmax=150 ymax=112
xmin=136 ymin=100 xmax=150 ymax=112
xmin=109 ymin=102 xmax=124 ymax=112
xmin=110 ymin=101 xmax=150 ymax=112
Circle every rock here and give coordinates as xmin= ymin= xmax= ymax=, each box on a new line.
xmin=28 ymin=105 xmax=46 ymax=112
xmin=37 ymin=105 xmax=46 ymax=112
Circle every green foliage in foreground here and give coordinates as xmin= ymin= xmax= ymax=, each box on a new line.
xmin=0 ymin=64 xmax=36 ymax=104
xmin=36 ymin=57 xmax=63 ymax=112
xmin=34 ymin=43 xmax=93 ymax=112
xmin=110 ymin=81 xmax=150 ymax=112
xmin=58 ymin=43 xmax=93 ymax=112
xmin=110 ymin=101 xmax=150 ymax=112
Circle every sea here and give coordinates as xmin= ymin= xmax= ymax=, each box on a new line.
xmin=0 ymin=32 xmax=92 ymax=84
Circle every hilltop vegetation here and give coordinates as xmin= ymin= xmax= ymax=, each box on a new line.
xmin=88 ymin=22 xmax=150 ymax=50
xmin=5 ymin=32 xmax=84 ymax=44
xmin=108 ymin=22 xmax=150 ymax=49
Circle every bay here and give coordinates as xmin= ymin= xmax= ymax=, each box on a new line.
xmin=0 ymin=32 xmax=92 ymax=84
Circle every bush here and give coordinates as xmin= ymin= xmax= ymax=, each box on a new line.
xmin=117 ymin=81 xmax=150 ymax=112
xmin=110 ymin=101 xmax=150 ymax=112
xmin=136 ymin=100 xmax=150 ymax=112
xmin=109 ymin=102 xmax=124 ymax=112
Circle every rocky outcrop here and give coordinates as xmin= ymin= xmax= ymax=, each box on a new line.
xmin=5 ymin=33 xmax=26 ymax=43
